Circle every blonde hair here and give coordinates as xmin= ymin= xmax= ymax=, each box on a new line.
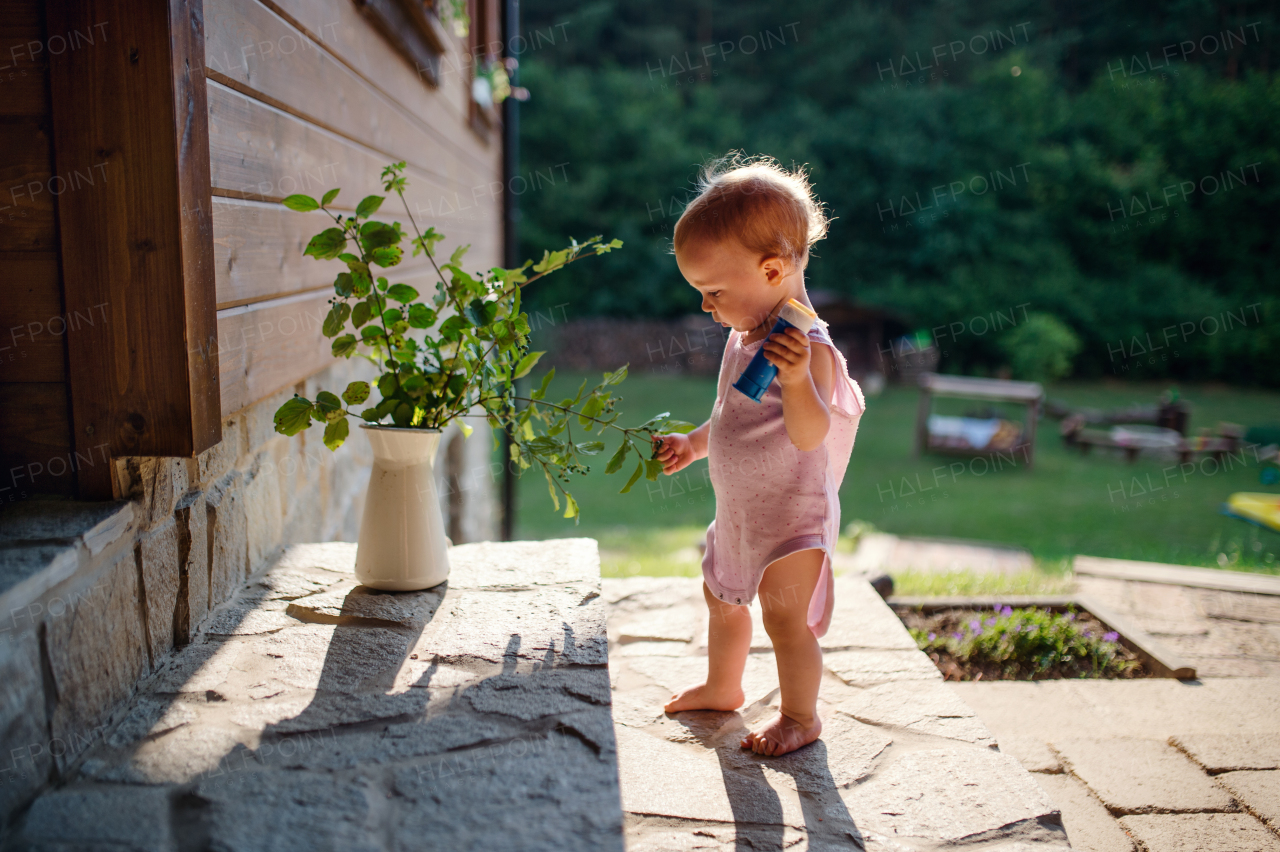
xmin=673 ymin=153 xmax=831 ymax=270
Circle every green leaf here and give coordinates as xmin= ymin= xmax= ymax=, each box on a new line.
xmin=370 ymin=245 xmax=403 ymax=268
xmin=463 ymin=298 xmax=499 ymax=327
xmin=322 ymin=303 xmax=351 ymax=338
xmin=282 ymin=194 xmax=319 ymax=212
xmin=352 ymin=301 xmax=371 ymax=328
xmin=401 ymin=374 xmax=426 ymax=397
xmin=531 ymin=249 xmax=565 ymax=274
xmin=602 ymin=364 xmax=628 ymax=385
xmin=323 ymin=417 xmax=349 ymax=450
xmin=662 ymin=419 xmax=698 ymax=434
xmin=315 ymin=391 xmax=344 ymax=422
xmin=386 ymin=283 xmax=419 ymax=303
xmin=342 ymin=381 xmax=370 ymax=405
xmin=359 ymin=220 xmax=400 ymax=249
xmin=578 ymin=441 xmax=605 ymax=455
xmin=331 ymin=334 xmax=358 ymax=358
xmin=333 ymin=272 xmax=354 ymax=298
xmin=439 ymin=315 xmax=470 ymax=341
xmin=457 ymin=421 xmax=473 ymax=439
xmin=414 ymin=227 xmax=445 ymax=258
xmin=274 ymin=396 xmax=313 ymax=436
xmin=360 ymin=325 xmax=386 ymax=342
xmin=604 ymin=441 xmax=629 ymax=474
xmin=620 ymin=459 xmax=645 ymax=494
xmin=305 ymin=228 xmax=347 ymax=260
xmin=378 ymin=373 xmax=399 ymax=398
xmin=449 ymin=244 xmax=470 ymax=266
xmin=579 ymin=395 xmax=603 ymax=427
xmin=644 ymin=458 xmax=664 ymax=481
xmin=544 ymin=470 xmax=560 ymax=511
xmin=355 ymin=195 xmax=385 ymax=218
xmin=531 ymin=367 xmax=555 ymax=400
xmin=563 ymin=492 xmax=578 ymax=520
xmin=321 ymin=188 xmax=340 ymax=206
xmin=513 ymin=350 xmax=544 ymax=379
xmin=407 ymin=304 xmax=436 ymax=329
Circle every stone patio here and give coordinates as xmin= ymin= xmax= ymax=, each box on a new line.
xmin=2 ymin=539 xmax=624 ymax=852
xmin=951 ymin=573 xmax=1280 ymax=852
xmin=605 ymin=575 xmax=1068 ymax=851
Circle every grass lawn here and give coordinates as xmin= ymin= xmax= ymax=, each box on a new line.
xmin=505 ymin=370 xmax=1280 ymax=576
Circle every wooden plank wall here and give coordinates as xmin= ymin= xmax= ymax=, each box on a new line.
xmin=205 ymin=0 xmax=503 ymax=416
xmin=0 ymin=1 xmax=77 ymax=498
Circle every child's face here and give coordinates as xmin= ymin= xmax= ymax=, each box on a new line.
xmin=676 ymin=237 xmax=793 ymax=333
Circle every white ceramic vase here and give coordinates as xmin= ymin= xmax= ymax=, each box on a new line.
xmin=354 ymin=424 xmax=451 ymax=591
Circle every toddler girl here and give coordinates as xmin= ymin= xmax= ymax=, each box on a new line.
xmin=652 ymin=155 xmax=865 ymax=757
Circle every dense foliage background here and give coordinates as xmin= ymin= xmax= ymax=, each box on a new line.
xmin=515 ymin=0 xmax=1278 ymax=385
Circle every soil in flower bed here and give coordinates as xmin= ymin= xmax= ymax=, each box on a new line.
xmin=899 ymin=606 xmax=1151 ymax=681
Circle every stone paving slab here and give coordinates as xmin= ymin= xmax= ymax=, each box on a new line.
xmin=604 ymin=576 xmax=1068 ymax=851
xmin=1118 ymin=813 xmax=1280 ymax=852
xmin=1052 ymin=737 xmax=1235 ymax=814
xmin=1215 ymin=770 xmax=1280 ymax=830
xmin=999 ymin=736 xmax=1062 ymax=774
xmin=18 ymin=785 xmax=173 ymax=852
xmin=822 ymin=648 xmax=943 ymax=687
xmin=1032 ymin=773 xmax=1135 ymax=852
xmin=837 ymin=747 xmax=1061 ymax=845
xmin=8 ymin=539 xmax=626 ymax=852
xmin=836 ymin=680 xmax=998 ymax=747
xmin=951 ymin=680 xmax=1280 ymax=741
xmin=1172 ymin=733 xmax=1280 ymax=772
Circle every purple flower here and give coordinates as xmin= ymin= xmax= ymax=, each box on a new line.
xmin=927 ymin=632 xmax=937 ymax=642
xmin=1103 ymin=631 xmax=1119 ymax=642
xmin=1083 ymin=630 xmax=1092 ymax=637
xmin=969 ymin=620 xmax=981 ymax=631
xmin=1065 ymin=613 xmax=1076 ymax=620
xmin=985 ymin=616 xmax=997 ymax=627
xmin=974 ymin=628 xmax=984 ymax=636
xmin=1001 ymin=605 xmax=1014 ymax=617
xmin=953 ymin=632 xmax=963 ymax=641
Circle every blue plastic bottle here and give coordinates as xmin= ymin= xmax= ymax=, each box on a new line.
xmin=732 ymin=298 xmax=818 ymax=402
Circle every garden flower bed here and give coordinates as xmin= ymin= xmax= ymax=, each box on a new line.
xmin=898 ymin=604 xmax=1150 ymax=681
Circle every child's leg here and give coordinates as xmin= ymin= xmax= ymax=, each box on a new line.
xmin=664 ymin=581 xmax=751 ymax=712
xmin=742 ymin=548 xmax=825 ymax=756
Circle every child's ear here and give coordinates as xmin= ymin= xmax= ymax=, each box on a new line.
xmin=759 ymin=254 xmax=787 ymax=285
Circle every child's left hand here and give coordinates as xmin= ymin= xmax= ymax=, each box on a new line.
xmin=762 ymin=326 xmax=811 ymax=388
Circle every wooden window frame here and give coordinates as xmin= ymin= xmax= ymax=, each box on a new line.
xmin=466 ymin=0 xmax=502 ymax=141
xmin=355 ymin=0 xmax=453 ymax=87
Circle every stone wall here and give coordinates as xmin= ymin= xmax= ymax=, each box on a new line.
xmin=0 ymin=354 xmax=498 ymax=832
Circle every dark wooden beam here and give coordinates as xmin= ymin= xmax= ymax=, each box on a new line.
xmin=46 ymin=0 xmax=221 ymax=490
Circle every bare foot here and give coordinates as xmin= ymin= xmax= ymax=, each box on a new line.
xmin=664 ymin=682 xmax=745 ymax=713
xmin=741 ymin=711 xmax=822 ymax=756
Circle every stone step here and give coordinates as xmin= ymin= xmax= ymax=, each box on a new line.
xmin=4 ymin=539 xmax=625 ymax=852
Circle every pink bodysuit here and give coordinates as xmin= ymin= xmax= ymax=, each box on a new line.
xmin=701 ymin=316 xmax=866 ymax=637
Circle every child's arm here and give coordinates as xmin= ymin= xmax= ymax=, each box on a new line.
xmin=764 ymin=327 xmax=836 ymax=452
xmin=653 ymin=418 xmax=710 ymax=474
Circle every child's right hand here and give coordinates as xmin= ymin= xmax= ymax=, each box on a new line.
xmin=652 ymin=432 xmax=696 ymax=475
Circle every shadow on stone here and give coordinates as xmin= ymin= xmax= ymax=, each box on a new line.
xmin=671 ymin=709 xmax=863 ymax=850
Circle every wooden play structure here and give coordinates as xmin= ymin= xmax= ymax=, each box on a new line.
xmin=913 ymin=373 xmax=1045 ymax=469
